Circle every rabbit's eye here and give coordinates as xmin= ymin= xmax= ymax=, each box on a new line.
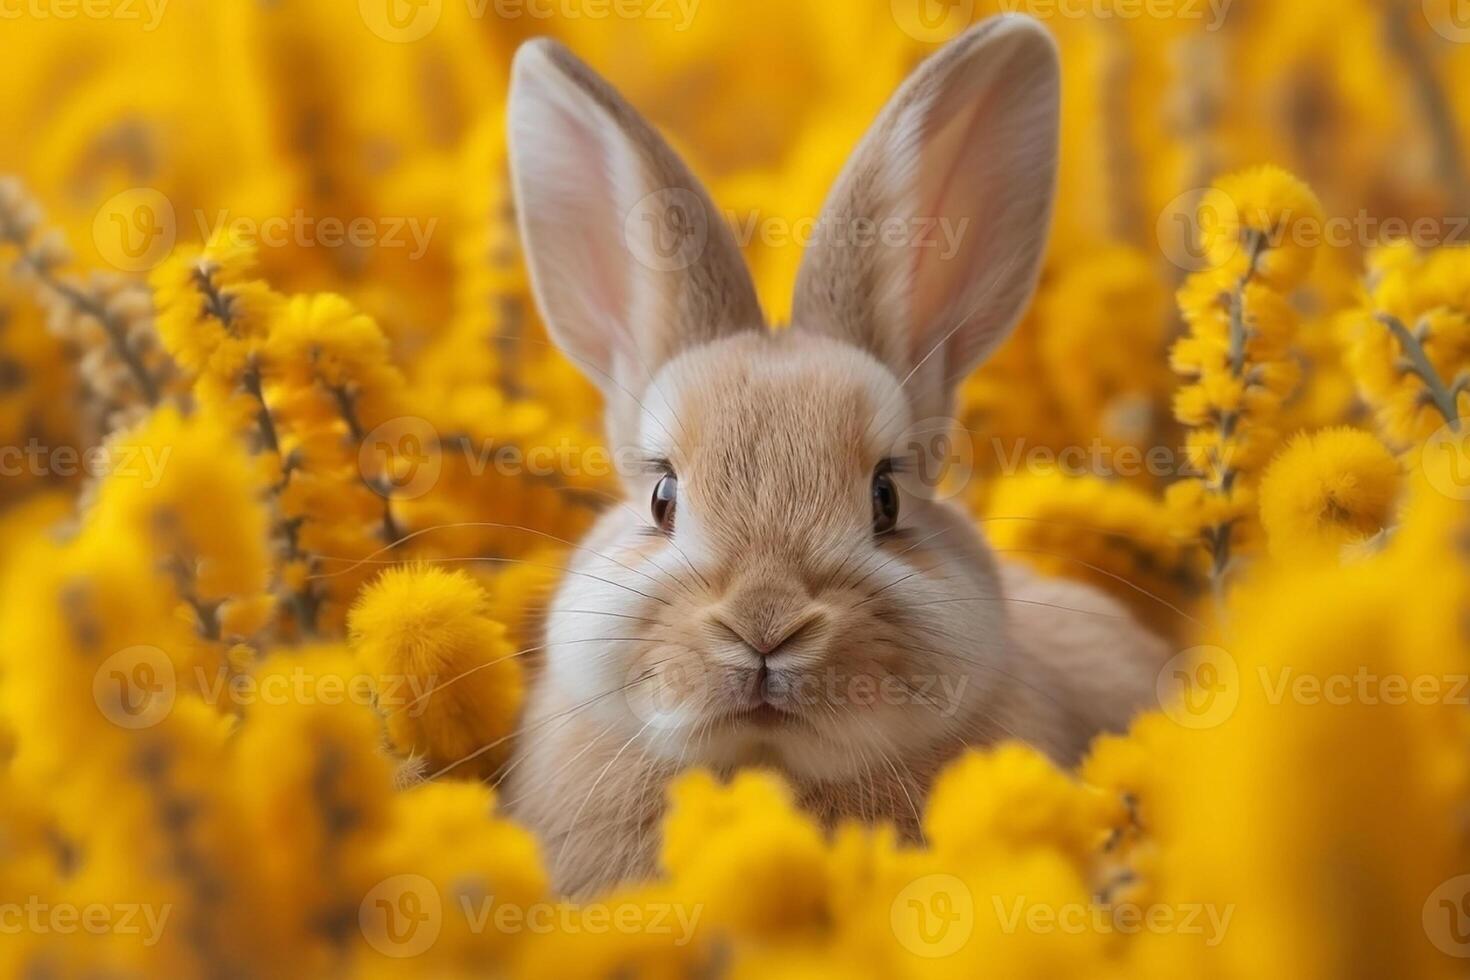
xmin=872 ymin=466 xmax=899 ymax=535
xmin=651 ymin=473 xmax=677 ymax=531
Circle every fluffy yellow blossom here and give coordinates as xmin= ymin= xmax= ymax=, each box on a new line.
xmin=0 ymin=5 xmax=1468 ymax=977
xmin=1168 ymin=167 xmax=1321 ymax=591
xmin=925 ymin=743 xmax=1121 ymax=874
xmin=151 ymin=229 xmax=283 ymax=385
xmin=357 ymin=781 xmax=547 ymax=971
xmin=86 ymin=406 xmax=275 ymax=643
xmin=985 ymin=472 xmax=1205 ymax=639
xmin=660 ymin=770 xmax=829 ymax=940
xmin=1347 ymin=245 xmax=1470 ymax=446
xmin=348 ymin=565 xmax=523 ymax=779
xmin=1197 ymin=165 xmax=1324 ymax=290
xmin=1144 ymin=553 xmax=1466 ymax=979
xmin=1258 ymin=427 xmax=1402 ymax=560
xmin=233 ymin=648 xmax=398 ymax=962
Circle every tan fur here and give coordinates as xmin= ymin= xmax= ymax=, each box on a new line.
xmin=505 ymin=17 xmax=1168 ymax=898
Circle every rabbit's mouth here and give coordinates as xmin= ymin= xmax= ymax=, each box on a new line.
xmin=721 ymin=702 xmax=805 ymax=730
xmin=716 ymin=668 xmax=813 ymax=730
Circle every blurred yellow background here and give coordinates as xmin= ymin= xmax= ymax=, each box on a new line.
xmin=1 ymin=1 xmax=1469 ymax=977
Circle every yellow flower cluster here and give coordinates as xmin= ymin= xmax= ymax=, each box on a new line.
xmin=984 ymin=473 xmax=1203 ymax=641
xmin=1166 ymin=166 xmax=1324 ymax=589
xmin=0 ymin=3 xmax=1468 ymax=977
xmin=1258 ymin=427 xmax=1402 ymax=560
xmin=1349 ymin=243 xmax=1470 ymax=446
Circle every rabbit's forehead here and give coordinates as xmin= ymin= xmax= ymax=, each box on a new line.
xmin=644 ymin=332 xmax=910 ymax=498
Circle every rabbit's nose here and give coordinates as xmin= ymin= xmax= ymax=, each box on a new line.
xmin=712 ymin=604 xmax=826 ymax=659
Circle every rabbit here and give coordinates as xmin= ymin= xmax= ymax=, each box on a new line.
xmin=502 ymin=14 xmax=1169 ymax=898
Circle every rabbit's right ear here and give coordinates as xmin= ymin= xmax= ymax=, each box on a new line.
xmin=792 ymin=16 xmax=1060 ymax=422
xmin=508 ymin=39 xmax=763 ymax=431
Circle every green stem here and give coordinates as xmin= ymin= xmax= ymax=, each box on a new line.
xmin=1378 ymin=313 xmax=1462 ymax=430
xmin=18 ymin=250 xmax=162 ymax=405
xmin=327 ymin=381 xmax=403 ymax=546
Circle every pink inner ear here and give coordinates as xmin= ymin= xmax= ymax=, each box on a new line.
xmin=514 ymin=53 xmax=642 ymax=376
xmin=908 ymin=85 xmax=1002 ymax=355
xmin=562 ymin=109 xmax=633 ymax=349
xmin=900 ymin=32 xmax=1058 ymax=378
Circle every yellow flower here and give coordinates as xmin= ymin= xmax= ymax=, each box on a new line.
xmin=1198 ymin=165 xmax=1324 ymax=290
xmin=87 ymin=406 xmax=274 ymax=630
xmin=1348 ymin=245 xmax=1470 ymax=446
xmin=1081 ymin=712 xmax=1183 ymax=838
xmin=985 ymin=472 xmax=1205 ymax=639
xmin=660 ymin=770 xmax=829 ymax=940
xmin=1169 ymin=168 xmax=1322 ymax=588
xmin=925 ymin=743 xmax=1121 ymax=874
xmin=269 ymin=293 xmax=381 ymax=383
xmin=359 ymin=780 xmax=546 ymax=969
xmin=348 ymin=564 xmax=523 ymax=779
xmin=1258 ymin=427 xmax=1402 ymax=560
xmin=234 ymin=649 xmax=397 ymax=953
xmin=151 ymin=231 xmax=283 ymax=383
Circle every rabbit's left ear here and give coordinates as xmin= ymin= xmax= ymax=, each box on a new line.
xmin=508 ymin=38 xmax=763 ymax=439
xmin=792 ymin=16 xmax=1060 ymax=419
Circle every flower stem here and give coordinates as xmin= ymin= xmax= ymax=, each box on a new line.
xmin=16 ymin=249 xmax=162 ymax=405
xmin=327 ymin=381 xmax=403 ymax=546
xmin=1378 ymin=313 xmax=1462 ymax=430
